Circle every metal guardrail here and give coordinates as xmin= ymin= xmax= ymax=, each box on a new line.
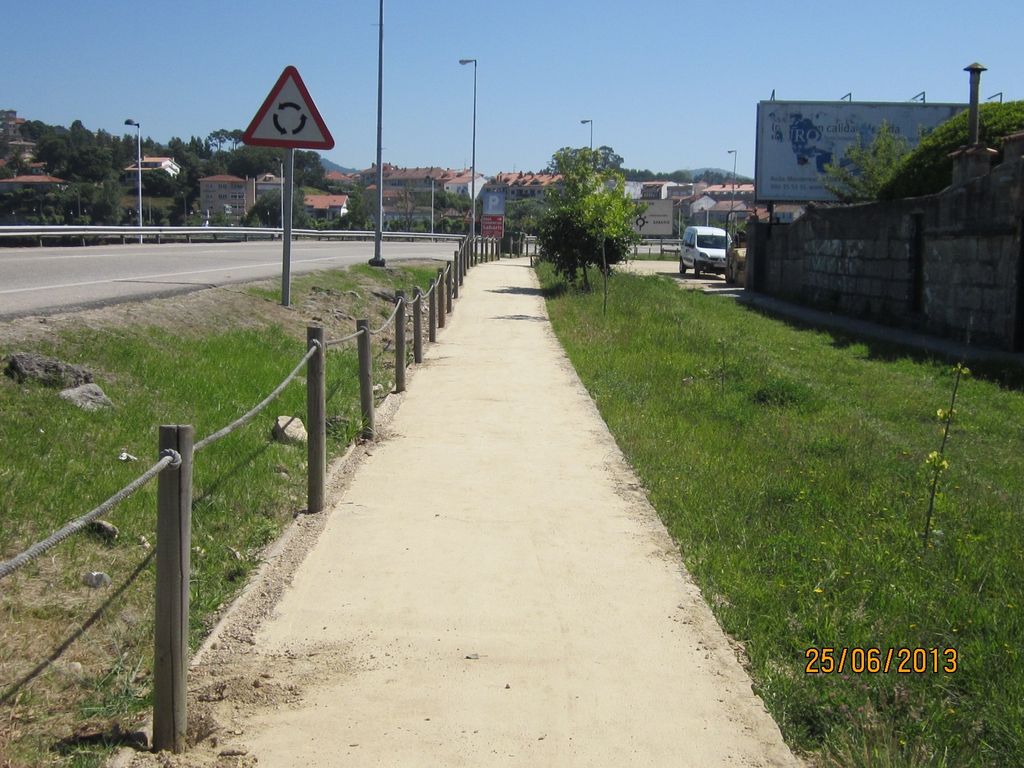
xmin=0 ymin=225 xmax=463 ymax=244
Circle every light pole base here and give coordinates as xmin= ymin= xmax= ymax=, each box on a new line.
xmin=368 ymin=258 xmax=386 ymax=267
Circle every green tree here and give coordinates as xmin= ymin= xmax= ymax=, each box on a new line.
xmin=226 ymin=145 xmax=280 ymax=179
xmin=538 ymin=147 xmax=642 ymax=291
xmin=822 ymin=121 xmax=910 ymax=202
xmin=544 ymin=144 xmax=624 ymax=173
xmin=293 ymin=150 xmax=326 ymax=189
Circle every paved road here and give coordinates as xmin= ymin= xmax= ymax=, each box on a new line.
xmin=0 ymin=239 xmax=455 ymax=318
xmin=152 ymin=258 xmax=802 ymax=768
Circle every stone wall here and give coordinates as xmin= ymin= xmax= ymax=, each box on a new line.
xmin=750 ymin=140 xmax=1024 ymax=351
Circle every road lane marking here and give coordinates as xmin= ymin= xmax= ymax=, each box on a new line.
xmin=0 ymin=254 xmax=352 ymax=296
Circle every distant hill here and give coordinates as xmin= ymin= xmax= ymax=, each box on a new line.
xmin=320 ymin=157 xmax=358 ymax=174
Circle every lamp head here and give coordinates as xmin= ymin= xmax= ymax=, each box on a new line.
xmin=124 ymin=119 xmax=138 ymax=127
xmin=459 ymin=58 xmax=476 ymax=65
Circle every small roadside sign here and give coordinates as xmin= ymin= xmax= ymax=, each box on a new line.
xmin=243 ymin=66 xmax=334 ymax=150
xmin=481 ymin=214 xmax=504 ymax=239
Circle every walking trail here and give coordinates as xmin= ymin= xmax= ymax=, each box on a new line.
xmin=130 ymin=258 xmax=802 ymax=767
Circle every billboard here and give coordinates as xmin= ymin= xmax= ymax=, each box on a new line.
xmin=755 ymin=101 xmax=965 ymax=203
xmin=632 ymin=198 xmax=674 ymax=236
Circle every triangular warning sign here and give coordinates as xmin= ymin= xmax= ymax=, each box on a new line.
xmin=243 ymin=66 xmax=335 ymax=150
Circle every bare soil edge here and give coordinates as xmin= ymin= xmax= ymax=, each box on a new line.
xmin=106 ymin=385 xmax=411 ymax=768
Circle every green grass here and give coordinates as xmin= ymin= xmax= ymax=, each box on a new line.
xmin=538 ymin=263 xmax=1024 ymax=767
xmin=0 ymin=263 xmax=438 ymax=765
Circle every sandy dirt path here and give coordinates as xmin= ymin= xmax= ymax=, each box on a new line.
xmin=127 ymin=258 xmax=802 ymax=767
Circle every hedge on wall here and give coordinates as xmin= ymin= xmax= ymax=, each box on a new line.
xmin=878 ymin=101 xmax=1024 ymax=201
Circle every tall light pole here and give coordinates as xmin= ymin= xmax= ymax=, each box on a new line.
xmin=580 ymin=119 xmax=593 ymax=150
xmin=459 ymin=58 xmax=477 ymax=251
xmin=124 ymin=119 xmax=142 ymax=243
xmin=369 ymin=0 xmax=386 ymax=266
xmin=727 ymin=149 xmax=737 ymax=236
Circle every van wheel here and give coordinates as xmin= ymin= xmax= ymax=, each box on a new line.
xmin=679 ymin=259 xmax=685 ymax=275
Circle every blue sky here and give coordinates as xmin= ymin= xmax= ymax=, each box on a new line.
xmin=6 ymin=0 xmax=1021 ymax=178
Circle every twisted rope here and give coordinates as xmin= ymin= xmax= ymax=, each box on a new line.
xmin=325 ymin=327 xmax=365 ymax=348
xmin=0 ymin=451 xmax=179 ymax=581
xmin=194 ymin=344 xmax=318 ymax=453
xmin=369 ymin=297 xmax=404 ymax=336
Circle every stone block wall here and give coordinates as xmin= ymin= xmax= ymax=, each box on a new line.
xmin=750 ymin=149 xmax=1024 ymax=351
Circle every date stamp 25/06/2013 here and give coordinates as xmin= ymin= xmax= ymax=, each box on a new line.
xmin=804 ymin=647 xmax=958 ymax=675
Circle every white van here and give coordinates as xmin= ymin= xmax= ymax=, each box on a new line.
xmin=680 ymin=226 xmax=729 ymax=277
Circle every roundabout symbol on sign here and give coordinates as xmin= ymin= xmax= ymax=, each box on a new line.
xmin=273 ymin=102 xmax=308 ymax=136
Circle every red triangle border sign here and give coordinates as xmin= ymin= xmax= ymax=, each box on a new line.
xmin=242 ymin=65 xmax=335 ymax=150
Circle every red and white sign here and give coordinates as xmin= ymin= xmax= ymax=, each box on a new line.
xmin=481 ymin=214 xmax=504 ymax=239
xmin=243 ymin=66 xmax=334 ymax=150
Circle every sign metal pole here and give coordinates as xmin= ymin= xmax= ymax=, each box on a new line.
xmin=282 ymin=148 xmax=294 ymax=306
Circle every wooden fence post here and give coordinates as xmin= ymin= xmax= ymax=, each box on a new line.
xmin=437 ymin=269 xmax=446 ymax=329
xmin=446 ymin=265 xmax=453 ymax=314
xmin=429 ymin=280 xmax=437 ymax=341
xmin=306 ymin=326 xmax=326 ymax=514
xmin=153 ymin=424 xmax=194 ymax=754
xmin=395 ymin=292 xmax=406 ymax=393
xmin=413 ymin=288 xmax=423 ymax=363
xmin=357 ymin=320 xmax=374 ymax=439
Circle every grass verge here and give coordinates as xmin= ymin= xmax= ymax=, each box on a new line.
xmin=538 ymin=262 xmax=1024 ymax=767
xmin=0 ymin=262 xmax=439 ymax=766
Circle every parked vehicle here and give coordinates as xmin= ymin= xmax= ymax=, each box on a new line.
xmin=679 ymin=226 xmax=729 ymax=277
xmin=725 ymin=229 xmax=747 ymax=285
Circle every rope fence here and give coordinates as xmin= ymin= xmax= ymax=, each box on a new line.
xmin=0 ymin=236 xmax=507 ymax=754
xmin=0 ymin=452 xmax=178 ymax=580
xmin=369 ymin=297 xmax=405 ymax=336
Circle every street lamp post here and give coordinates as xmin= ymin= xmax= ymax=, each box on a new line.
xmin=124 ymin=119 xmax=142 ymax=243
xmin=369 ymin=0 xmax=386 ymax=266
xmin=580 ymin=119 xmax=593 ymax=151
xmin=459 ymin=58 xmax=477 ymax=256
xmin=727 ymin=149 xmax=737 ymax=236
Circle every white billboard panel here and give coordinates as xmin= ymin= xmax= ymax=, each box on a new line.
xmin=633 ymin=199 xmax=674 ymax=236
xmin=755 ymin=101 xmax=965 ymax=203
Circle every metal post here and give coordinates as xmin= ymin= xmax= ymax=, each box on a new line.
xmin=413 ymin=288 xmax=423 ymax=363
xmin=965 ymin=62 xmax=987 ymax=146
xmin=153 ymin=424 xmax=194 ymax=754
xmin=436 ymin=268 xmax=446 ymax=328
xmin=282 ymin=147 xmax=295 ymax=306
xmin=429 ymin=279 xmax=437 ymax=340
xmin=395 ymin=292 xmax=406 ymax=393
xmin=369 ymin=0 xmax=386 ymax=267
xmin=357 ymin=320 xmax=374 ymax=439
xmin=306 ymin=327 xmax=326 ymax=513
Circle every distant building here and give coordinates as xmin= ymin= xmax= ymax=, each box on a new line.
xmin=701 ymin=182 xmax=755 ymax=201
xmin=124 ymin=156 xmax=181 ymax=177
xmin=255 ymin=172 xmax=283 ymax=198
xmin=1 ymin=110 xmax=36 ymax=160
xmin=304 ymin=193 xmax=349 ymax=220
xmin=356 ymin=164 xmax=486 ymax=199
xmin=198 ymin=175 xmax=256 ymax=223
xmin=325 ymin=170 xmax=358 ymax=186
xmin=0 ymin=174 xmax=67 ymax=192
xmin=482 ymin=172 xmax=562 ymax=201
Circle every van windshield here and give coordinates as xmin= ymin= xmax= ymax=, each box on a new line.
xmin=697 ymin=234 xmax=728 ymax=250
